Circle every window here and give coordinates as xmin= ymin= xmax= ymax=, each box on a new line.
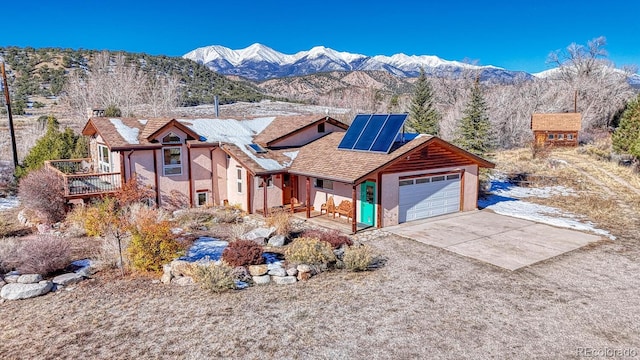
xmin=416 ymin=178 xmax=430 ymax=184
xmin=258 ymin=176 xmax=274 ymax=188
xmin=567 ymin=134 xmax=575 ymax=140
xmin=236 ymin=167 xmax=243 ymax=193
xmin=163 ymin=147 xmax=182 ymax=176
xmin=317 ymin=123 xmax=325 ymax=133
xmin=399 ymin=180 xmax=414 ymax=186
xmin=431 ymin=176 xmax=445 ymax=182
xmin=162 ymin=133 xmax=181 ymax=144
xmin=548 ymin=134 xmax=555 ymax=140
xmin=196 ymin=191 xmax=208 ymax=207
xmin=314 ymin=178 xmax=333 ymax=190
xmin=98 ymin=144 xmax=111 ymax=173
xmin=557 ymin=133 xmax=564 ymax=140
xmin=447 ymin=174 xmax=460 ymax=180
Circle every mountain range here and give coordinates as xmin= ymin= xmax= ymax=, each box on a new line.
xmin=184 ymin=43 xmax=534 ymax=83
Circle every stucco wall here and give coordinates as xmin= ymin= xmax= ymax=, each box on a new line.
xmin=252 ymin=174 xmax=284 ymax=213
xmin=380 ymin=164 xmax=479 ymax=227
xmin=270 ymin=123 xmax=346 ymax=148
xmin=225 ymin=156 xmax=247 ymax=210
xmin=211 ymin=149 xmax=228 ymax=206
xmin=191 ymin=148 xmax=214 ymax=206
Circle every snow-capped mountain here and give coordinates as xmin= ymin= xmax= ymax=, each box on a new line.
xmin=184 ymin=43 xmax=533 ymax=83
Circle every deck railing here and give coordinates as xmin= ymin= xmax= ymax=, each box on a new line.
xmin=45 ymin=160 xmax=122 ymax=197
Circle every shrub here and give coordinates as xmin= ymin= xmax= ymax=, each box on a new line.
xmin=228 ymin=223 xmax=251 ymax=241
xmin=0 ymin=238 xmax=20 ymax=273
xmin=343 ymin=245 xmax=376 ymax=272
xmin=18 ymin=167 xmax=66 ymax=224
xmin=211 ymin=207 xmax=243 ymax=223
xmin=284 ymin=237 xmax=336 ymax=265
xmin=174 ymin=208 xmax=214 ymax=231
xmin=265 ymin=210 xmax=292 ymax=236
xmin=193 ymin=262 xmax=237 ymax=294
xmin=127 ymin=207 xmax=183 ymax=272
xmin=114 ymin=176 xmax=156 ymax=208
xmin=15 ymin=235 xmax=72 ymax=275
xmin=221 ymin=239 xmax=264 ymax=267
xmin=94 ymin=234 xmax=131 ymax=271
xmin=301 ymin=229 xmax=352 ymax=249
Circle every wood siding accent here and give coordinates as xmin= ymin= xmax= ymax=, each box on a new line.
xmin=383 ymin=143 xmax=475 ymax=174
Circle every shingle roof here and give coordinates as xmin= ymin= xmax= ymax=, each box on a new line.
xmin=82 ymin=117 xmax=151 ymax=148
xmin=253 ymin=115 xmax=347 ymax=146
xmin=289 ymin=132 xmax=435 ymax=183
xmin=531 ymin=113 xmax=582 ymax=131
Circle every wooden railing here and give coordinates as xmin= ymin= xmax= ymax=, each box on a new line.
xmin=45 ymin=160 xmax=122 ymax=197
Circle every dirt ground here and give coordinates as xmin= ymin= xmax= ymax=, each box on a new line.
xmin=1 ymin=148 xmax=640 ymax=359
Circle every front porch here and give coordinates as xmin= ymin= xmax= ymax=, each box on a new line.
xmin=291 ymin=210 xmax=374 ymax=235
xmin=45 ymin=159 xmax=122 ymax=199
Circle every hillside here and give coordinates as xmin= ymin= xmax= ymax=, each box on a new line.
xmin=0 ymin=46 xmax=270 ymax=112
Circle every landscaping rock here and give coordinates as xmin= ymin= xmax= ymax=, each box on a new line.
xmin=160 ymin=272 xmax=173 ymax=285
xmin=17 ymin=274 xmax=43 ymax=284
xmin=0 ymin=279 xmax=5 ymax=287
xmin=172 ymin=276 xmax=194 ymax=286
xmin=296 ymin=264 xmax=311 ymax=274
xmin=52 ymin=273 xmax=84 ymax=286
xmin=267 ymin=235 xmax=285 ymax=247
xmin=170 ymin=260 xmax=194 ymax=277
xmin=248 ymin=264 xmax=268 ymax=276
xmin=267 ymin=262 xmax=283 ymax=271
xmin=242 ymin=227 xmax=276 ymax=244
xmin=297 ymin=272 xmax=311 ymax=281
xmin=252 ymin=274 xmax=271 ymax=285
xmin=272 ymin=276 xmax=297 ymax=285
xmin=268 ymin=268 xmax=286 ymax=277
xmin=286 ymin=267 xmax=298 ymax=277
xmin=4 ymin=274 xmax=20 ymax=284
xmin=1 ymin=281 xmax=53 ymax=300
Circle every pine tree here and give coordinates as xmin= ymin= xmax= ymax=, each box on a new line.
xmin=612 ymin=93 xmax=640 ymax=158
xmin=455 ymin=79 xmax=493 ymax=157
xmin=408 ymin=68 xmax=440 ymax=135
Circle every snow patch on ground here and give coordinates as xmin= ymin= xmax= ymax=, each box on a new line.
xmin=0 ymin=196 xmax=19 ymax=211
xmin=179 ymin=237 xmax=228 ymax=262
xmin=480 ymin=179 xmax=614 ymax=240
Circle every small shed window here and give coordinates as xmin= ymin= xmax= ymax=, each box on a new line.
xmin=557 ymin=134 xmax=564 ymax=140
xmin=567 ymin=134 xmax=575 ymax=140
xmin=317 ymin=123 xmax=325 ymax=133
xmin=548 ymin=134 xmax=555 ymax=140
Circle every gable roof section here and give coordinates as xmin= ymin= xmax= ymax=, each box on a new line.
xmin=82 ymin=117 xmax=154 ymax=149
xmin=531 ymin=113 xmax=582 ymax=131
xmin=143 ymin=119 xmax=201 ymax=142
xmin=289 ymin=132 xmax=494 ymax=184
xmin=253 ymin=115 xmax=348 ymax=147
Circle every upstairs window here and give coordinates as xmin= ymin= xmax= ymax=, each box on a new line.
xmin=162 ymin=132 xmax=181 ymax=144
xmin=163 ymin=147 xmax=182 ymax=176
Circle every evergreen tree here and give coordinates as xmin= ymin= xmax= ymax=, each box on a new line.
xmin=408 ymin=68 xmax=440 ymax=135
xmin=612 ymin=93 xmax=640 ymax=158
xmin=455 ymin=80 xmax=493 ymax=157
xmin=17 ymin=115 xmax=87 ymax=178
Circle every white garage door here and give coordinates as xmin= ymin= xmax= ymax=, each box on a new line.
xmin=398 ymin=173 xmax=461 ymax=223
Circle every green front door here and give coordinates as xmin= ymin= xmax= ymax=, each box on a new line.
xmin=360 ymin=181 xmax=376 ymax=226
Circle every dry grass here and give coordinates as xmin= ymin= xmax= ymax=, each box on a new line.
xmin=265 ymin=210 xmax=292 ymax=236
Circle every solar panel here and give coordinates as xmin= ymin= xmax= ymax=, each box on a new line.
xmin=337 ymin=113 xmax=408 ymax=153
xmin=370 ymin=114 xmax=407 ymax=153
xmin=337 ymin=114 xmax=370 ymax=149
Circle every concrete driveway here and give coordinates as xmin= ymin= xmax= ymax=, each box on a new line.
xmin=384 ymin=210 xmax=603 ymax=270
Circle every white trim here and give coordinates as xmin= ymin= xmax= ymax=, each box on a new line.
xmin=196 ymin=191 xmax=209 ymax=207
xmin=97 ymin=144 xmax=111 ymax=173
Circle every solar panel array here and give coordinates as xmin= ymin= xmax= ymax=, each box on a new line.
xmin=337 ymin=114 xmax=408 ymax=153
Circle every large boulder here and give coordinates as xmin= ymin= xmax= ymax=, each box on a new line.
xmin=242 ymin=227 xmax=276 ymax=244
xmin=268 ymin=268 xmax=287 ymax=277
xmin=1 ymin=281 xmax=53 ymax=300
xmin=17 ymin=274 xmax=43 ymax=284
xmin=52 ymin=273 xmax=84 ymax=286
xmin=267 ymin=235 xmax=285 ymax=247
xmin=4 ymin=274 xmax=20 ymax=284
xmin=252 ymin=275 xmax=271 ymax=285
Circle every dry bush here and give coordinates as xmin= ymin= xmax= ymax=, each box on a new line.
xmin=301 ymin=229 xmax=352 ymax=249
xmin=174 ymin=208 xmax=214 ymax=231
xmin=0 ymin=166 xmax=15 ymax=193
xmin=343 ymin=244 xmax=376 ymax=272
xmin=15 ymin=235 xmax=72 ymax=275
xmin=193 ymin=262 xmax=236 ymax=294
xmin=211 ymin=206 xmax=244 ymax=224
xmin=128 ymin=207 xmax=183 ymax=272
xmin=265 ymin=210 xmax=292 ymax=236
xmin=228 ymin=223 xmax=251 ymax=241
xmin=221 ymin=239 xmax=264 ymax=267
xmin=284 ymin=237 xmax=336 ymax=265
xmin=93 ymin=235 xmax=131 ymax=271
xmin=115 ymin=176 xmax=156 ymax=208
xmin=18 ymin=168 xmax=66 ymax=224
xmin=161 ymin=190 xmax=190 ymax=211
xmin=0 ymin=237 xmax=20 ymax=273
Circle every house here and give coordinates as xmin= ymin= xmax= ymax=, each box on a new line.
xmin=531 ymin=113 xmax=582 ymax=147
xmin=46 ymin=113 xmax=494 ymax=232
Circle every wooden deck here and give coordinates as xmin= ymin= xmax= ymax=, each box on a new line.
xmin=291 ymin=210 xmax=374 ymax=234
xmin=45 ymin=159 xmax=122 ymax=199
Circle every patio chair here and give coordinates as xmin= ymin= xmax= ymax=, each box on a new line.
xmin=320 ymin=196 xmax=335 ymax=216
xmin=289 ymin=197 xmax=305 ymax=213
xmin=336 ymin=200 xmax=353 ymax=222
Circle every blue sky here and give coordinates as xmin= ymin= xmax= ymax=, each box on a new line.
xmin=3 ymin=0 xmax=639 ymax=73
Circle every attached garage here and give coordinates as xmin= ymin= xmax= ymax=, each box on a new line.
xmin=398 ymin=173 xmax=461 ymax=223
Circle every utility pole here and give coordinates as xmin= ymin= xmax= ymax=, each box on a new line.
xmin=1 ymin=62 xmax=19 ymax=168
